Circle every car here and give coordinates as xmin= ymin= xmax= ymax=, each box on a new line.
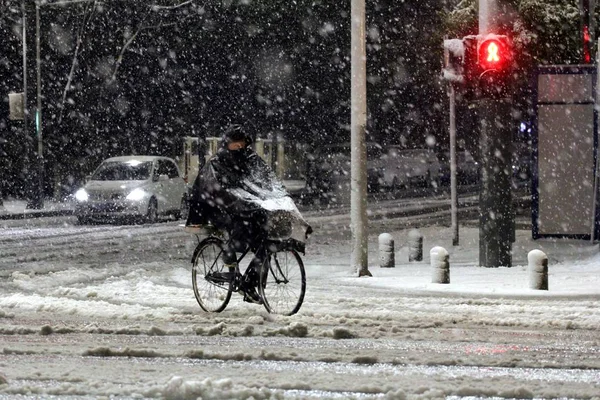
xmin=438 ymin=150 xmax=480 ymax=186
xmin=74 ymin=155 xmax=188 ymax=224
xmin=303 ymin=142 xmax=384 ymax=204
xmin=379 ymin=147 xmax=441 ymax=189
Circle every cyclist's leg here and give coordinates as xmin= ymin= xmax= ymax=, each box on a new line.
xmin=241 ymin=211 xmax=269 ymax=281
xmin=222 ymin=240 xmax=237 ymax=266
xmin=206 ymin=213 xmax=238 ymax=267
xmin=239 ymin=213 xmax=269 ymax=303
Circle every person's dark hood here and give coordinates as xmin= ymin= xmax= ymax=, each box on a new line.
xmin=217 ymin=146 xmax=253 ymax=174
xmin=220 ymin=124 xmax=254 ymax=149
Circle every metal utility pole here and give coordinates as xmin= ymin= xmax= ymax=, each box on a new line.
xmin=478 ymin=0 xmax=514 ymax=267
xmin=22 ymin=0 xmax=44 ymax=209
xmin=593 ymin=37 xmax=600 ymax=242
xmin=442 ymin=37 xmax=464 ymax=246
xmin=479 ymin=99 xmax=513 ymax=267
xmin=449 ymin=84 xmax=459 ymax=246
xmin=35 ymin=1 xmax=44 ymax=207
xmin=580 ymin=0 xmax=596 ymax=63
xmin=350 ymin=0 xmax=370 ymax=276
xmin=478 ymin=0 xmax=500 ymax=35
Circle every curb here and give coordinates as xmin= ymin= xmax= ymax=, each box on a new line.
xmin=0 ymin=209 xmax=74 ymax=220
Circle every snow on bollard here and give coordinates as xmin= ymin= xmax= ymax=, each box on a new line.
xmin=528 ymin=249 xmax=548 ymax=290
xmin=378 ymin=233 xmax=395 ymax=268
xmin=408 ymin=229 xmax=423 ymax=262
xmin=431 ymin=246 xmax=450 ymax=284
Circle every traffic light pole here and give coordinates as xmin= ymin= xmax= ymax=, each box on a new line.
xmin=449 ymin=84 xmax=459 ymax=246
xmin=478 ymin=98 xmax=514 ymax=268
xmin=476 ymin=0 xmax=514 ymax=268
xmin=23 ymin=0 xmax=44 ymax=209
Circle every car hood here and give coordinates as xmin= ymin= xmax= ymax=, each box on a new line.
xmin=84 ymin=180 xmax=148 ymax=195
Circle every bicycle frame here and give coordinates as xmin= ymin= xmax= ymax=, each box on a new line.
xmin=191 ymin=233 xmax=306 ymax=315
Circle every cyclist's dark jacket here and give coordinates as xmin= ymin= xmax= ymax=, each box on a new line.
xmin=186 ymin=144 xmax=311 ymax=249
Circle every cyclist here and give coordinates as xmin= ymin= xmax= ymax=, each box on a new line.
xmin=186 ymin=124 xmax=289 ymax=304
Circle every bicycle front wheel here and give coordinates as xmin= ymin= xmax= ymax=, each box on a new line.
xmin=259 ymin=249 xmax=306 ymax=316
xmin=192 ymin=237 xmax=233 ymax=313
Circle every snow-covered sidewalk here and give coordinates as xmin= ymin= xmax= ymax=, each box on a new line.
xmin=308 ymin=224 xmax=600 ymax=300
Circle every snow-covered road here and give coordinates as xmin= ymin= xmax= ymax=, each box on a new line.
xmin=1 ymin=212 xmax=599 ymax=399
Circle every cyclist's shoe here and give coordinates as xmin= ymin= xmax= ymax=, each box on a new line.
xmin=239 ymin=266 xmax=262 ymax=304
xmin=242 ymin=285 xmax=263 ymax=304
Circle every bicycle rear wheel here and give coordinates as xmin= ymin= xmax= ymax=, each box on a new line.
xmin=192 ymin=237 xmax=233 ymax=313
xmin=259 ymin=249 xmax=306 ymax=316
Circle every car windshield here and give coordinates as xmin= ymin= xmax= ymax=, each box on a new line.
xmin=91 ymin=160 xmax=153 ymax=181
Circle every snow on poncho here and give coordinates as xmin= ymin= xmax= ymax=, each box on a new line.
xmin=187 ymin=147 xmax=311 ymax=251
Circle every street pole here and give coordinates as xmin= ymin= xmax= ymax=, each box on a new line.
xmin=479 ymin=99 xmax=513 ymax=267
xmin=22 ymin=0 xmax=32 ymax=207
xmin=449 ymin=84 xmax=459 ymax=246
xmin=22 ymin=0 xmax=43 ymax=209
xmin=592 ymin=37 xmax=600 ymax=242
xmin=350 ymin=0 xmax=370 ymax=276
xmin=35 ymin=0 xmax=44 ymax=208
xmin=580 ymin=0 xmax=596 ymax=63
xmin=478 ymin=0 xmax=514 ymax=268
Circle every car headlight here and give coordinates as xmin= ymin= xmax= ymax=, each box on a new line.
xmin=126 ymin=188 xmax=147 ymax=201
xmin=75 ymin=188 xmax=88 ymax=202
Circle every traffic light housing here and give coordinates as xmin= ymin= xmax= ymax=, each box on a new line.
xmin=477 ymin=35 xmax=513 ymax=98
xmin=442 ymin=38 xmax=466 ymax=85
xmin=442 ymin=34 xmax=514 ymax=100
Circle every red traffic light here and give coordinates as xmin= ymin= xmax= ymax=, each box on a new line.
xmin=478 ymin=37 xmax=511 ymax=71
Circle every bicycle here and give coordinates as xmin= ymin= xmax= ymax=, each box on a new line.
xmin=187 ymin=225 xmax=306 ymax=316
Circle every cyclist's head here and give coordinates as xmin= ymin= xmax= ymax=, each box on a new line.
xmin=222 ymin=124 xmax=253 ymax=151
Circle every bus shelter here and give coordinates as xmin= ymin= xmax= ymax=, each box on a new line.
xmin=532 ymin=65 xmax=599 ymax=240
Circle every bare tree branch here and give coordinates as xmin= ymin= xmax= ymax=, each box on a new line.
xmin=110 ymin=7 xmax=152 ymax=82
xmin=43 ymin=0 xmax=100 ymax=7
xmin=58 ymin=0 xmax=96 ymax=124
xmin=151 ymin=0 xmax=194 ymax=11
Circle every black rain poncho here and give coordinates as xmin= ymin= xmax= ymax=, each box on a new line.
xmin=186 ymin=145 xmax=311 ymax=252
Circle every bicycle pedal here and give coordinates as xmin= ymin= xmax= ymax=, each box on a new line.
xmin=241 ymin=286 xmax=263 ymax=304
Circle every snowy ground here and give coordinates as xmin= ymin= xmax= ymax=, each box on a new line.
xmin=0 ymin=207 xmax=599 ymax=399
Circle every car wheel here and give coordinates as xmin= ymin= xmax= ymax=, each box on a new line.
xmin=146 ymin=198 xmax=158 ymax=224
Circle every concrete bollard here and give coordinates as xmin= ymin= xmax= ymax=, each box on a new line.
xmin=378 ymin=233 xmax=395 ymax=268
xmin=431 ymin=246 xmax=450 ymax=284
xmin=528 ymin=249 xmax=548 ymax=290
xmin=408 ymin=229 xmax=423 ymax=262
